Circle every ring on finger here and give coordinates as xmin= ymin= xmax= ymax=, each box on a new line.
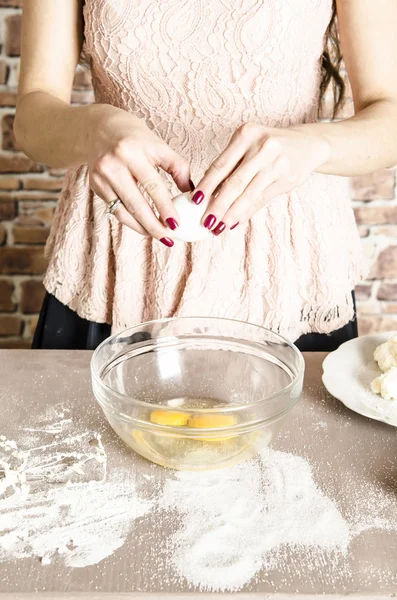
xmin=107 ymin=197 xmax=123 ymax=216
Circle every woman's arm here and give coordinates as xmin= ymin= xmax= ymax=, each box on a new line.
xmin=14 ymin=0 xmax=115 ymax=168
xmin=291 ymin=0 xmax=397 ymax=177
xmin=185 ymin=1 xmax=397 ymax=230
xmin=14 ymin=0 xmax=191 ymax=242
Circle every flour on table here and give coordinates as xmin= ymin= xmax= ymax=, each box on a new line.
xmin=0 ymin=405 xmax=152 ymax=568
xmin=2 ymin=402 xmax=397 ymax=591
xmin=158 ymin=449 xmax=351 ymax=592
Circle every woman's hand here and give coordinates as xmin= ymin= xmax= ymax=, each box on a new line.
xmin=88 ymin=106 xmax=193 ymax=246
xmin=191 ymin=123 xmax=331 ymax=235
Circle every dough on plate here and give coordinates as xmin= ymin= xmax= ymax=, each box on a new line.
xmin=371 ymin=367 xmax=397 ymax=401
xmin=373 ymin=333 xmax=397 ymax=372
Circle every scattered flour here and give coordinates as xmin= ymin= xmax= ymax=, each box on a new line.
xmin=313 ymin=420 xmax=328 ymax=431
xmin=1 ymin=402 xmax=397 ymax=592
xmin=158 ymin=449 xmax=351 ymax=591
xmin=0 ymin=406 xmax=152 ymax=568
xmin=0 ymin=474 xmax=150 ymax=568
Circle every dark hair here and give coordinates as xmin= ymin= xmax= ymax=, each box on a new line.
xmin=319 ymin=1 xmax=345 ymax=119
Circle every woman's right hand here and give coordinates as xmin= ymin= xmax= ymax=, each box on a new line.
xmin=88 ymin=106 xmax=193 ymax=246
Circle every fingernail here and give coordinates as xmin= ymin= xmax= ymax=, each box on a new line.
xmin=204 ymin=214 xmax=216 ymax=230
xmin=212 ymin=221 xmax=226 ymax=236
xmin=192 ymin=190 xmax=204 ymax=205
xmin=230 ymin=222 xmax=239 ymax=230
xmin=160 ymin=237 xmax=174 ymax=248
xmin=189 ymin=178 xmax=195 ymax=192
xmin=166 ymin=218 xmax=179 ymax=231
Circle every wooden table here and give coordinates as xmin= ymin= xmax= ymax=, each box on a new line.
xmin=0 ymin=350 xmax=396 ymax=599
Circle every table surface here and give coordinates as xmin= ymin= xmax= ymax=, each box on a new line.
xmin=0 ymin=350 xmax=396 ymax=599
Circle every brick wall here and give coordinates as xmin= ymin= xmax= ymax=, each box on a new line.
xmin=0 ymin=1 xmax=94 ymax=348
xmin=0 ymin=2 xmax=396 ymax=348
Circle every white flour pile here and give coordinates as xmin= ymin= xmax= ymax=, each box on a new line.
xmin=158 ymin=449 xmax=351 ymax=591
xmin=0 ymin=406 xmax=152 ymax=568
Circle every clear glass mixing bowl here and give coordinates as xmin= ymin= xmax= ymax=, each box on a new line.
xmin=91 ymin=317 xmax=304 ymax=471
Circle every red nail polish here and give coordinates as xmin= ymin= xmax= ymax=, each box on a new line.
xmin=204 ymin=214 xmax=216 ymax=230
xmin=166 ymin=218 xmax=179 ymax=231
xmin=192 ymin=191 xmax=204 ymax=205
xmin=160 ymin=237 xmax=174 ymax=248
xmin=212 ymin=221 xmax=226 ymax=236
xmin=189 ymin=179 xmax=195 ymax=192
xmin=230 ymin=222 xmax=239 ymax=230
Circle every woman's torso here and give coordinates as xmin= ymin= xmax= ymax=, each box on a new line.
xmin=43 ymin=0 xmax=368 ymax=340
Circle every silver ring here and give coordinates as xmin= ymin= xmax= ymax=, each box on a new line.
xmin=107 ymin=198 xmax=122 ymax=215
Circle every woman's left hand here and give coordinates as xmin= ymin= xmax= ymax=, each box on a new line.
xmin=192 ymin=122 xmax=331 ymax=235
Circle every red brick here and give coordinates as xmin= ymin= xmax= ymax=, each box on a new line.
xmin=355 ymin=284 xmax=372 ymax=301
xmin=0 ymin=176 xmax=20 ymax=190
xmin=15 ymin=215 xmax=41 ymax=226
xmin=18 ymin=203 xmax=55 ymax=226
xmin=356 ymin=300 xmax=380 ymax=315
xmin=2 ymin=113 xmax=19 ymax=151
xmin=10 ymin=192 xmax=59 ymax=202
xmin=0 ymin=247 xmax=48 ymax=274
xmin=0 ymin=155 xmax=43 ymax=173
xmin=0 ymin=192 xmax=58 ymax=204
xmin=321 ymin=92 xmax=354 ymax=121
xmin=369 ymin=245 xmax=397 ymax=280
xmin=0 ymin=199 xmax=16 ymax=219
xmin=359 ymin=316 xmax=397 ymax=336
xmin=0 ymin=192 xmax=15 ymax=201
xmin=23 ymin=177 xmax=64 ymax=191
xmin=20 ymin=280 xmax=45 ymax=313
xmin=373 ymin=226 xmax=397 ymax=238
xmin=0 ymin=224 xmax=6 ymax=245
xmin=384 ymin=303 xmax=397 ymax=314
xmin=0 ymin=279 xmax=15 ymax=311
xmin=73 ymin=68 xmax=92 ymax=90
xmin=354 ymin=206 xmax=397 ymax=226
xmin=71 ymin=90 xmax=95 ymax=105
xmin=0 ymin=0 xmax=23 ymax=6
xmin=0 ymin=91 xmax=17 ymax=106
xmin=5 ymin=14 xmax=21 ymax=57
xmin=48 ymin=167 xmax=67 ymax=177
xmin=25 ymin=315 xmax=39 ymax=336
xmin=350 ymin=170 xmax=396 ymax=201
xmin=377 ymin=283 xmax=397 ymax=301
xmin=0 ymin=60 xmax=9 ymax=85
xmin=0 ymin=338 xmax=31 ymax=349
xmin=0 ymin=315 xmax=22 ymax=336
xmin=13 ymin=224 xmax=49 ymax=244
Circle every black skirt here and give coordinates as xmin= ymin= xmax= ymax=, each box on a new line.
xmin=32 ymin=291 xmax=358 ymax=352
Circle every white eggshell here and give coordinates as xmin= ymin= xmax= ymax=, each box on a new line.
xmin=171 ymin=192 xmax=211 ymax=242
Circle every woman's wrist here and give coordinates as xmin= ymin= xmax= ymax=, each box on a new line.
xmin=86 ymin=103 xmax=143 ymax=152
xmin=288 ymin=123 xmax=332 ymax=173
xmin=290 ymin=98 xmax=397 ymax=176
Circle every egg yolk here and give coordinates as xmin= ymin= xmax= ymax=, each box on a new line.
xmin=188 ymin=414 xmax=237 ymax=442
xmin=149 ymin=410 xmax=189 ymax=427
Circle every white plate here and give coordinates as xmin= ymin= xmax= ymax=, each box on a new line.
xmin=322 ymin=332 xmax=397 ymax=427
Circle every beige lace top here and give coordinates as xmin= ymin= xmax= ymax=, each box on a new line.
xmin=44 ymin=0 xmax=368 ymax=341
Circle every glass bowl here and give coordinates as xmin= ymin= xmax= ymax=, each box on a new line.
xmin=91 ymin=317 xmax=304 ymax=471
